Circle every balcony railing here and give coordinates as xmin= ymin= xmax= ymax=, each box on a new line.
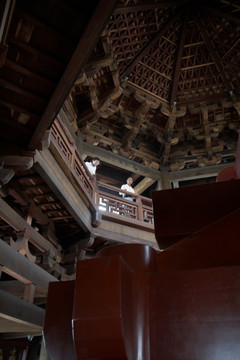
xmin=97 ymin=182 xmax=154 ymax=224
xmin=49 ymin=116 xmax=154 ymax=227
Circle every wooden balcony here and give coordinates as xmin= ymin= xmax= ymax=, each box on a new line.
xmin=45 ymin=115 xmax=157 ymax=249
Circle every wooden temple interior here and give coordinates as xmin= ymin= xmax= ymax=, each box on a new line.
xmin=0 ymin=0 xmax=240 ymax=358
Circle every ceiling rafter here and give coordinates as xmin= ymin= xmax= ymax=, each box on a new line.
xmin=113 ymin=1 xmax=186 ymax=14
xmin=120 ymin=8 xmax=184 ymax=80
xmin=0 ymin=79 xmax=47 ymax=104
xmin=194 ymin=8 xmax=234 ymax=95
xmin=5 ymin=60 xmax=56 ymax=88
xmin=0 ymin=99 xmax=38 ymax=119
xmin=170 ymin=11 xmax=189 ymax=106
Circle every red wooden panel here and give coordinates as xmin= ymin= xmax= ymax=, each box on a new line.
xmin=149 ymin=266 xmax=240 ymax=360
xmin=152 ymin=179 xmax=240 ymax=248
xmin=96 ymin=243 xmax=157 ymax=273
xmin=157 ymin=208 xmax=240 ymax=272
xmin=43 ymin=281 xmax=76 ymax=360
xmin=72 ymin=256 xmax=133 ymax=359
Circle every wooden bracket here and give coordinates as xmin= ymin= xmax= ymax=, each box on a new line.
xmin=10 ymin=230 xmax=37 ymax=263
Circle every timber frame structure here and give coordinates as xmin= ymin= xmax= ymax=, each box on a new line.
xmin=0 ymin=0 xmax=240 ymax=354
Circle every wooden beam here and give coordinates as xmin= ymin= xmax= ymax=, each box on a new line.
xmin=0 ymin=98 xmax=38 ymax=119
xmin=78 ymin=139 xmax=162 ymax=180
xmin=0 ymin=197 xmax=60 ymax=255
xmin=120 ymin=9 xmax=184 ymax=79
xmin=5 ymin=59 xmax=56 ymax=88
xmin=0 ymin=0 xmax=15 ymax=45
xmin=0 ymin=167 xmax=14 ymax=186
xmin=29 ymin=0 xmax=118 ymax=149
xmin=168 ymin=162 xmax=235 ymax=182
xmin=113 ymin=1 xmax=185 ymax=14
xmin=0 ymin=155 xmax=33 ymax=170
xmin=0 ymin=289 xmax=44 ymax=328
xmin=134 ymin=177 xmax=156 ymax=194
xmin=0 ymin=280 xmax=46 ymax=298
xmin=0 ymin=78 xmax=47 ymax=104
xmin=93 ymin=220 xmax=158 ymax=249
xmin=0 ymin=239 xmax=58 ymax=291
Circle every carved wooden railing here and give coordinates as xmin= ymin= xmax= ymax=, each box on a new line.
xmin=97 ymin=182 xmax=154 ymax=225
xmin=49 ymin=116 xmax=154 ymax=226
xmin=50 ymin=116 xmax=96 ymax=210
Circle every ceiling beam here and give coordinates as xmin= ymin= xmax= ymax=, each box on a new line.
xmin=120 ymin=9 xmax=184 ymax=80
xmin=78 ymin=138 xmax=235 ymax=183
xmin=78 ymin=139 xmax=162 ymax=180
xmin=168 ymin=162 xmax=235 ymax=182
xmin=28 ymin=0 xmax=118 ymax=150
xmin=5 ymin=59 xmax=56 ymax=88
xmin=170 ymin=12 xmax=188 ymax=106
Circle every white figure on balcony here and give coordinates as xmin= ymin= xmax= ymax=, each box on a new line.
xmin=85 ymin=157 xmax=100 ymax=176
xmin=120 ymin=177 xmax=135 ymax=201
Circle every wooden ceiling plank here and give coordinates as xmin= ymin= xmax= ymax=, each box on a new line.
xmin=120 ymin=9 xmax=184 ymax=79
xmin=28 ymin=0 xmax=118 ymax=150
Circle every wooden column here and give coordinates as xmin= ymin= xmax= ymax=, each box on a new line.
xmin=156 ymin=171 xmax=171 ymax=190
